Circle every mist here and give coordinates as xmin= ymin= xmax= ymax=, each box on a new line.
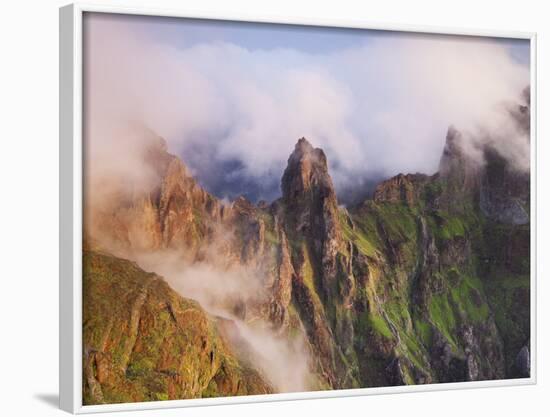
xmin=82 ymin=13 xmax=531 ymax=393
xmin=131 ymin=247 xmax=313 ymax=393
xmin=84 ymin=13 xmax=529 ymax=204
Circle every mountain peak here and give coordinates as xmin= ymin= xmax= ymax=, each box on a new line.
xmin=438 ymin=126 xmax=464 ymax=176
xmin=281 ymin=137 xmax=332 ymax=202
xmin=293 ymin=137 xmax=315 ymax=156
xmin=288 ymin=137 xmax=328 ymax=168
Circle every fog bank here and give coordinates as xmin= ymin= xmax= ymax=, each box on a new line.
xmin=84 ymin=13 xmax=529 ymax=203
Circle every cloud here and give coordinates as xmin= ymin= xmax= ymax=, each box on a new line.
xmin=84 ymin=13 xmax=530 ymax=203
xmin=130 ymin=247 xmax=313 ymax=393
xmin=82 ymin=14 xmax=530 ymax=391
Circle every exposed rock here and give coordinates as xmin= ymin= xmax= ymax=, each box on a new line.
xmin=514 ymin=345 xmax=530 ymax=378
xmin=385 ymin=357 xmax=406 ymax=386
xmin=269 ymin=229 xmax=294 ymax=329
xmin=88 ymin=137 xmax=223 ymax=257
xmin=466 ymin=353 xmax=479 ymax=381
xmin=510 ymin=86 xmax=531 ymax=135
xmin=431 ymin=330 xmax=453 ymax=377
xmin=291 ymin=257 xmax=339 ymax=388
xmin=84 ymin=87 xmax=531 ymax=400
xmin=412 ymin=216 xmax=442 ymax=307
xmin=82 ymin=251 xmax=272 ymax=404
xmin=281 ymin=137 xmax=347 ymax=302
xmin=281 ymin=138 xmax=359 ymax=387
xmin=232 ymin=196 xmax=267 ymax=264
xmin=437 ymin=127 xmax=482 ymax=212
xmin=480 ymin=147 xmax=529 ymax=225
xmin=373 ymin=173 xmax=429 ymax=206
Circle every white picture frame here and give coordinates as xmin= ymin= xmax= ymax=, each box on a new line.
xmin=59 ymin=2 xmax=537 ymax=413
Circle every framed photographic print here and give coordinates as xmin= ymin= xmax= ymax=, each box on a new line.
xmin=59 ymin=3 xmax=537 ymax=413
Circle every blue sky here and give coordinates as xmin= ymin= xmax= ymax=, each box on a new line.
xmin=92 ymin=12 xmax=529 ymax=60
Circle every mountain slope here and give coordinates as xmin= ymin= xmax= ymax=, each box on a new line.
xmin=83 ymin=90 xmax=530 ymax=401
xmin=83 ymin=250 xmax=273 ymax=405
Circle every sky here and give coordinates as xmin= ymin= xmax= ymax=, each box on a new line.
xmin=83 ymin=12 xmax=530 ymax=204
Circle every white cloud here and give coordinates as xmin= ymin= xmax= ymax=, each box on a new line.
xmin=84 ymin=14 xmax=530 ymax=202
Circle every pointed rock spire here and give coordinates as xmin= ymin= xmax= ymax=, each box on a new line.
xmin=281 ymin=137 xmax=335 ymax=204
xmin=280 ymin=137 xmax=347 ymax=304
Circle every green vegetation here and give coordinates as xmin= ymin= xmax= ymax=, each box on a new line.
xmin=374 ymin=202 xmax=418 ymax=239
xmin=300 ymin=245 xmax=319 ymax=297
xmin=484 ymin=270 xmax=530 ymax=367
xmin=450 ymin=275 xmax=489 ymax=323
xmin=82 ymin=251 xmax=272 ymax=405
xmin=428 ymin=293 xmax=458 ymax=349
xmin=258 ymin=210 xmax=280 ymax=246
xmin=335 ymin=171 xmax=527 ymax=385
xmin=202 ymin=380 xmax=219 ymax=398
xmin=423 ymin=179 xmax=444 ymax=203
xmin=339 ymin=210 xmax=378 ymax=257
xmin=414 ymin=319 xmax=433 ymax=347
xmin=368 ymin=313 xmax=393 ymax=339
xmin=345 ymin=202 xmax=421 ymax=269
xmin=427 ymin=211 xmax=466 ymax=242
xmin=353 ymin=202 xmax=418 ymax=248
xmin=83 ymin=130 xmax=532 ymax=397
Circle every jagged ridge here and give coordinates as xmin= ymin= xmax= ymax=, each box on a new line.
xmin=83 ymin=90 xmax=531 ymax=401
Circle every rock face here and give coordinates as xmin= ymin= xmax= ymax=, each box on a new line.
xmin=436 ymin=126 xmax=483 ymax=213
xmin=480 ymin=148 xmax=530 ymax=225
xmin=84 ymin=90 xmax=531 ymax=403
xmin=281 ymin=138 xmax=344 ymax=304
xmin=480 ymin=93 xmax=531 ymax=225
xmin=86 ymin=136 xmax=224 ymax=258
xmin=280 ymin=138 xmax=359 ymax=388
xmin=82 ymin=251 xmax=272 ymax=405
xmin=514 ymin=345 xmax=530 ymax=378
xmin=373 ymin=173 xmax=429 ymax=206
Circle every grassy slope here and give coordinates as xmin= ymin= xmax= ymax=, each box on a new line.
xmin=478 ymin=222 xmax=531 ymax=374
xmin=83 ymin=250 xmax=272 ymax=405
xmin=83 ymin=177 xmax=529 ymax=399
xmin=339 ymin=187 xmax=529 ymax=385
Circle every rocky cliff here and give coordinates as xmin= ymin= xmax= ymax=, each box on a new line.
xmin=83 ymin=250 xmax=272 ymax=405
xmin=84 ymin=92 xmax=530 ymax=403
